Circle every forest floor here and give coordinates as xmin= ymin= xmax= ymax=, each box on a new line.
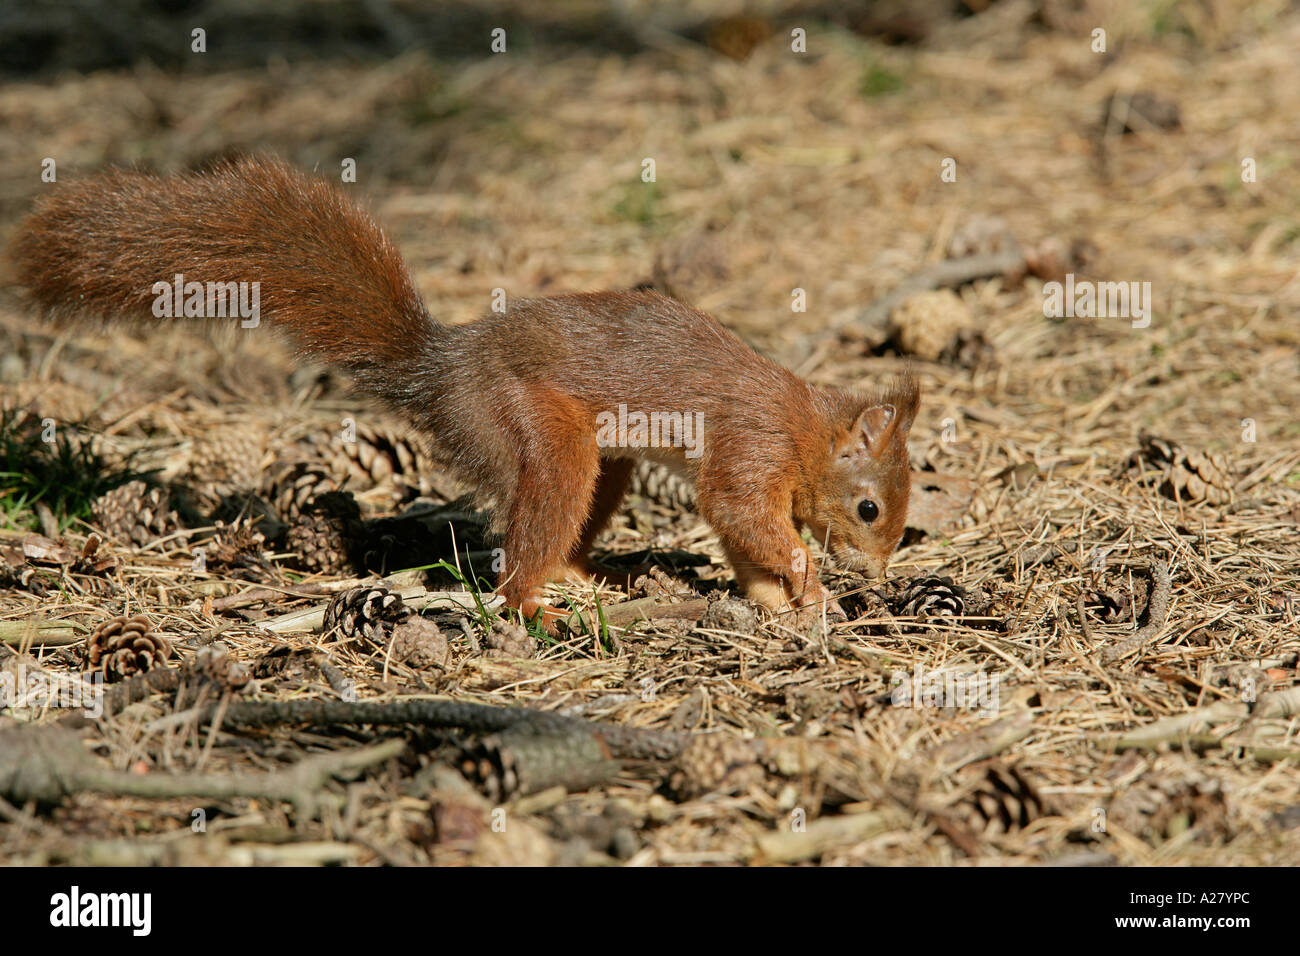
xmin=0 ymin=1 xmax=1298 ymax=865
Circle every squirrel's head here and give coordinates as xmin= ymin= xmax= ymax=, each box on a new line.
xmin=799 ymin=376 xmax=919 ymax=579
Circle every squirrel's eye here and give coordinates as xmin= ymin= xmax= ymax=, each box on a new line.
xmin=858 ymin=499 xmax=879 ymax=523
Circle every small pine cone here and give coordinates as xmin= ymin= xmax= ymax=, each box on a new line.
xmin=185 ymin=425 xmax=267 ymax=507
xmin=390 ymin=617 xmax=449 ymax=668
xmin=90 ymin=481 xmax=181 ymax=548
xmin=484 ymin=618 xmax=536 ymax=659
xmin=963 ymin=763 xmax=1047 ymax=836
xmin=629 ymin=461 xmax=697 ymax=511
xmin=669 ymin=735 xmax=766 ymax=799
xmin=267 ymin=461 xmax=342 ymax=524
xmin=699 ymin=594 xmax=760 ymax=633
xmin=286 ymin=491 xmax=364 ymax=575
xmin=1163 ymin=450 xmax=1234 ymax=506
xmin=323 ymin=585 xmax=411 ymax=643
xmin=1082 ymin=585 xmax=1147 ymax=625
xmin=1134 ymin=432 xmax=1234 ymax=506
xmin=887 ymin=290 xmax=985 ymax=365
xmin=896 ymin=575 xmax=966 ymax=620
xmin=201 ymin=519 xmax=269 ymax=572
xmin=85 ymin=614 xmax=173 ymax=682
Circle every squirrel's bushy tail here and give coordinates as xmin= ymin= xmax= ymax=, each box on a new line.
xmin=11 ymin=156 xmax=435 ymax=374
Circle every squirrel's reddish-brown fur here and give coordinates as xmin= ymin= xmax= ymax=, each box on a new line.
xmin=12 ymin=156 xmax=919 ymax=626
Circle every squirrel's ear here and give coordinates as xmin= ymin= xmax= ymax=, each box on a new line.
xmin=848 ymin=376 xmax=919 ymax=457
xmin=850 ymin=403 xmax=900 ymax=457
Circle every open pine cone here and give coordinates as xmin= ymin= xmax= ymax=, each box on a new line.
xmin=629 ymin=460 xmax=697 ymax=511
xmin=323 ymin=585 xmax=411 ymax=643
xmin=90 ymin=480 xmax=181 ymax=548
xmin=1132 ymin=432 xmax=1234 ymax=506
xmin=291 ymin=423 xmax=459 ymax=504
xmin=265 ymin=460 xmax=343 ymax=524
xmin=85 ymin=614 xmax=173 ymax=681
xmin=334 ymin=422 xmax=443 ymax=501
xmin=963 ymin=762 xmax=1048 ymax=837
xmin=896 ymin=575 xmax=966 ymax=620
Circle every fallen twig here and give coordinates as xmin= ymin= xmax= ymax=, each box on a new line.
xmin=1098 ymin=561 xmax=1172 ymax=664
xmin=1113 ymin=686 xmax=1300 ymax=750
xmin=0 ymin=619 xmax=85 ymax=647
xmin=841 ymin=249 xmax=1027 ymax=335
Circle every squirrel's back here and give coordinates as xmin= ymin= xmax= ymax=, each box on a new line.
xmin=11 ymin=157 xmax=812 ymax=477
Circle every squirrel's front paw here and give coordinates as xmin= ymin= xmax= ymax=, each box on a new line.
xmin=791 ymin=584 xmax=846 ymax=624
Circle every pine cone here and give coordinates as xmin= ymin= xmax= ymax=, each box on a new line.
xmin=185 ymin=424 xmax=267 ymax=508
xmin=265 ymin=460 xmax=342 ymax=523
xmin=338 ymin=423 xmax=435 ymax=498
xmin=887 ymin=290 xmax=988 ymax=366
xmin=90 ymin=481 xmax=181 ymax=548
xmin=200 ymin=519 xmax=269 ymax=573
xmin=629 ymin=461 xmax=697 ymax=511
xmin=390 ymin=616 xmax=449 ymax=668
xmin=85 ymin=614 xmax=173 ymax=682
xmin=285 ymin=491 xmax=364 ymax=575
xmin=1133 ymin=432 xmax=1234 ymax=506
xmin=896 ymin=575 xmax=966 ymax=620
xmin=484 ymin=618 xmax=536 ymax=659
xmin=700 ymin=595 xmax=760 ymax=633
xmin=323 ymin=585 xmax=411 ymax=643
xmin=669 ymin=736 xmax=766 ymax=799
xmin=295 ymin=423 xmax=455 ymax=503
xmin=963 ymin=763 xmax=1047 ymax=836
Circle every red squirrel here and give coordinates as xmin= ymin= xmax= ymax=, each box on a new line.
xmin=11 ymin=157 xmax=918 ymax=627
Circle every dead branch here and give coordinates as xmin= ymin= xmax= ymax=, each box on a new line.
xmin=0 ymin=722 xmax=402 ymax=812
xmin=217 ymin=697 xmax=688 ymax=761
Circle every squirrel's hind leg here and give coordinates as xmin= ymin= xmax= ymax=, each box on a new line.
xmin=560 ymin=458 xmax=634 ymax=582
xmin=494 ymin=394 xmax=600 ymax=630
